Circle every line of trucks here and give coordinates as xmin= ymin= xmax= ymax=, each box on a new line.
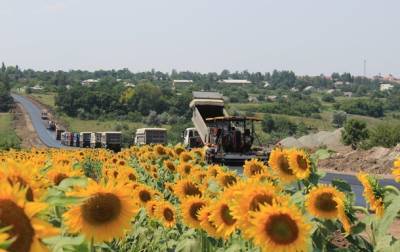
xmin=40 ymin=91 xmax=269 ymax=164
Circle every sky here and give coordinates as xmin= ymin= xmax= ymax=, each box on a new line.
xmin=0 ymin=0 xmax=399 ymax=76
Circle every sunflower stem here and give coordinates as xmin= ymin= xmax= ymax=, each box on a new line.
xmin=297 ymin=181 xmax=302 ymax=191
xmin=89 ymin=238 xmax=95 ymax=252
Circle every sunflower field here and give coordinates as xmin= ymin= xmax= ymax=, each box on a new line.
xmin=1 ymin=146 xmax=400 ymax=252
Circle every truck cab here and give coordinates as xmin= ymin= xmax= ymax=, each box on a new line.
xmin=183 ymin=128 xmax=203 ymax=149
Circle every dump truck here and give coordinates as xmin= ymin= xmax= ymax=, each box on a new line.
xmin=183 ymin=128 xmax=203 ymax=149
xmin=135 ymin=128 xmax=167 ymax=145
xmin=41 ymin=110 xmax=49 ymax=120
xmin=79 ymin=132 xmax=92 ymax=148
xmin=90 ymin=132 xmax=102 ymax=148
xmin=188 ymin=91 xmax=268 ymax=165
xmin=101 ymin=132 xmax=122 ymax=152
xmin=56 ymin=128 xmax=65 ymax=141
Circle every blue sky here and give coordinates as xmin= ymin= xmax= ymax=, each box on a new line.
xmin=0 ymin=0 xmax=399 ymax=76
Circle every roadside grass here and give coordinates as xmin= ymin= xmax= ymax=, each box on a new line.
xmin=29 ymin=93 xmax=57 ymax=109
xmin=0 ymin=113 xmax=21 ymax=150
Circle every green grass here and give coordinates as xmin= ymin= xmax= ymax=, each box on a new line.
xmin=0 ymin=113 xmax=21 ymax=150
xmin=29 ymin=93 xmax=56 ymax=109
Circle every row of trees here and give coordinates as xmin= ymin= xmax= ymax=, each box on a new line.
xmin=0 ymin=64 xmax=13 ymax=112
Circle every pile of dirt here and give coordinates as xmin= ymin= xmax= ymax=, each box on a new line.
xmin=279 ymin=129 xmax=400 ymax=175
xmin=318 ymin=145 xmax=400 ymax=174
xmin=279 ymin=129 xmax=348 ymax=152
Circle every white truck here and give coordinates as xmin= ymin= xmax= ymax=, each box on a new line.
xmin=135 ymin=128 xmax=167 ymax=145
xmin=182 ymin=127 xmax=203 ymax=149
xmin=90 ymin=132 xmax=102 ymax=148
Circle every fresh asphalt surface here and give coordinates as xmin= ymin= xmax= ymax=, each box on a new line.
xmin=12 ymin=94 xmax=65 ymax=148
xmin=13 ymin=93 xmax=399 ymax=205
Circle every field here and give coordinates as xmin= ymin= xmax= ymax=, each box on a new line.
xmin=0 ymin=146 xmax=400 ymax=251
xmin=0 ymin=113 xmax=21 ymax=150
xmin=29 ymin=92 xmax=57 ymax=109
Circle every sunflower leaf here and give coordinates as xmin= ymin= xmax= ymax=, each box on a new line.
xmin=331 ymin=179 xmax=352 ymax=193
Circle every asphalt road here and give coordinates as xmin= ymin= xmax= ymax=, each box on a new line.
xmin=12 ymin=94 xmax=65 ymax=148
xmin=11 ymin=93 xmax=399 ymax=205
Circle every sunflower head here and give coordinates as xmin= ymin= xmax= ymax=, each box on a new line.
xmin=155 ymin=201 xmax=176 ymax=228
xmin=288 ymin=149 xmax=311 ymax=180
xmin=181 ymin=196 xmax=208 ymax=229
xmin=357 ymin=172 xmax=385 ymax=217
xmin=217 ymin=171 xmax=239 ymax=188
xmin=64 ymin=180 xmax=138 ymax=242
xmin=163 ymin=160 xmax=176 ymax=172
xmin=306 ymin=185 xmax=345 ymax=219
xmin=249 ymin=202 xmax=311 ymax=252
xmin=243 ymin=159 xmax=267 ymax=177
xmin=179 ymin=151 xmax=193 ymax=163
xmin=198 ymin=206 xmax=220 ymax=238
xmin=154 ymin=145 xmax=167 ymax=156
xmin=208 ymin=196 xmax=238 ymax=239
xmin=268 ymin=148 xmax=297 ymax=184
xmin=173 ymin=179 xmax=203 ymax=200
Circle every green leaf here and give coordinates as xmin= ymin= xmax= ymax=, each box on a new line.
xmin=375 ymin=195 xmax=400 ymax=240
xmin=57 ymin=176 xmax=88 ymax=190
xmin=375 ymin=235 xmax=393 ymax=252
xmin=351 ymin=222 xmax=366 ymax=235
xmin=313 ymin=149 xmax=333 ymax=160
xmin=45 ymin=195 xmax=82 ymax=206
xmin=332 ymin=179 xmax=352 ymax=193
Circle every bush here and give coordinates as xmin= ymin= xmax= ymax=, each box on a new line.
xmin=341 ymin=119 xmax=369 ymax=149
xmin=261 ymin=114 xmax=304 ymax=138
xmin=332 ymin=111 xmax=347 ymax=128
xmin=368 ymin=123 xmax=400 ymax=148
xmin=321 ymin=93 xmax=335 ymax=103
xmin=127 ymin=112 xmax=143 ymax=122
xmin=338 ymin=99 xmax=384 ymax=118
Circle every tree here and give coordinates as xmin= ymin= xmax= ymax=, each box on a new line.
xmin=332 ymin=111 xmax=347 ymax=128
xmin=261 ymin=114 xmax=275 ymax=133
xmin=341 ymin=119 xmax=369 ymax=149
xmin=321 ymin=93 xmax=335 ymax=103
xmin=0 ymin=82 xmax=13 ymax=112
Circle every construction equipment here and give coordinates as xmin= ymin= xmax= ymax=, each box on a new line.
xmin=187 ymin=91 xmax=268 ymax=165
xmin=135 ymin=128 xmax=167 ymax=145
xmin=101 ymin=132 xmax=122 ymax=152
xmin=41 ymin=110 xmax=49 ymax=120
xmin=47 ymin=120 xmax=56 ymax=131
xmin=79 ymin=132 xmax=92 ymax=148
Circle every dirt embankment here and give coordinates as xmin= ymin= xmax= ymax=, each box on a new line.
xmin=12 ymin=103 xmax=45 ymax=148
xmin=280 ymin=129 xmax=399 ymax=175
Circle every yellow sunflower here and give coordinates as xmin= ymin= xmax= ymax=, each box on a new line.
xmin=268 ymin=148 xmax=297 ymax=183
xmin=207 ymin=165 xmax=223 ymax=178
xmin=179 ymin=151 xmax=194 ymax=163
xmin=208 ymin=196 xmax=238 ymax=239
xmin=305 ymin=185 xmax=345 ymax=219
xmin=177 ymin=163 xmax=199 ymax=177
xmin=181 ymin=196 xmax=208 ymax=229
xmin=243 ymin=159 xmax=267 ymax=177
xmin=231 ymin=182 xmax=282 ymax=231
xmin=198 ymin=206 xmax=220 ymax=238
xmin=154 ymin=145 xmax=167 ymax=156
xmin=0 ymin=161 xmax=42 ymax=201
xmin=63 ymin=180 xmax=138 ymax=242
xmin=47 ymin=165 xmax=83 ymax=186
xmin=0 ymin=182 xmax=58 ymax=252
xmin=174 ymin=145 xmax=186 ymax=156
xmin=249 ymin=202 xmax=311 ymax=252
xmin=134 ymin=185 xmax=158 ymax=206
xmin=216 ymin=171 xmax=239 ymax=188
xmin=392 ymin=158 xmax=400 ymax=182
xmin=145 ymin=200 xmax=159 ymax=219
xmin=288 ymin=149 xmax=311 ymax=180
xmin=357 ymin=172 xmax=384 ymax=217
xmin=334 ymin=196 xmax=352 ymax=235
xmin=173 ymin=179 xmax=203 ymax=200
xmin=155 ymin=201 xmax=176 ymax=228
xmin=163 ymin=160 xmax=176 ymax=172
